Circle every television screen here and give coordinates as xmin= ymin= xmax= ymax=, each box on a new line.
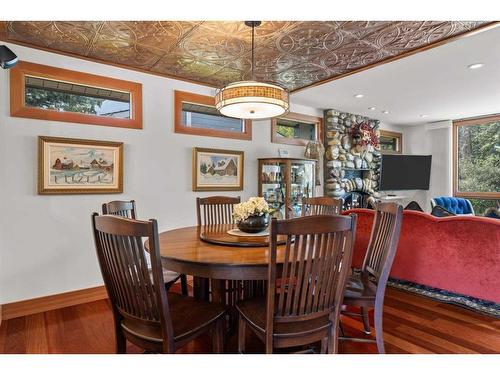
xmin=379 ymin=155 xmax=432 ymax=190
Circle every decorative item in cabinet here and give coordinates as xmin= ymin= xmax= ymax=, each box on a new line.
xmin=258 ymin=158 xmax=316 ymax=218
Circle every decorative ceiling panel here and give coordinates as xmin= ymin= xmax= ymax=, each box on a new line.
xmin=2 ymin=21 xmax=491 ymax=91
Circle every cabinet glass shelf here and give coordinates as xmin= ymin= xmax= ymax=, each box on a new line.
xmin=258 ymin=158 xmax=316 ymax=219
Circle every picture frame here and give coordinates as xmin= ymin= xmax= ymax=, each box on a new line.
xmin=38 ymin=136 xmax=124 ymax=194
xmin=192 ymin=147 xmax=244 ymax=191
xmin=379 ymin=130 xmax=403 ymax=154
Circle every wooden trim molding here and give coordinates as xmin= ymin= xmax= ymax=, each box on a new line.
xmin=380 ymin=129 xmax=403 ymax=155
xmin=271 ymin=112 xmax=323 ymax=146
xmin=10 ymin=61 xmax=143 ymax=129
xmin=1 ymin=286 xmax=108 ymax=321
xmin=452 ymin=114 xmax=500 ymax=199
xmin=174 ymin=90 xmax=252 ymax=140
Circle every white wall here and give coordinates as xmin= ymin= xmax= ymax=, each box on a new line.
xmin=399 ymin=121 xmax=453 ymax=211
xmin=0 ymin=43 xmax=322 ymax=304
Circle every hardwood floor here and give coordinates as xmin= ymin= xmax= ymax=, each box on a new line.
xmin=0 ymin=287 xmax=498 ymax=354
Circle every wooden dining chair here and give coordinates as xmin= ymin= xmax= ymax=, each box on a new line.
xmin=92 ymin=213 xmax=225 ymax=353
xmin=236 ymin=214 xmax=357 ymax=354
xmin=102 ymin=200 xmax=188 ymax=296
xmin=302 ymin=197 xmax=343 ymax=216
xmin=196 ymin=196 xmax=241 ymax=226
xmin=340 ymin=202 xmax=403 ymax=354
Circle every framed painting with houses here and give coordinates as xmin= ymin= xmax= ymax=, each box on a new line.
xmin=192 ymin=147 xmax=244 ymax=191
xmin=38 ymin=136 xmax=123 ymax=194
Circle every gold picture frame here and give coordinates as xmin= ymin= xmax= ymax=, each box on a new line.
xmin=192 ymin=147 xmax=244 ymax=191
xmin=379 ymin=130 xmax=403 ymax=155
xmin=38 ymin=136 xmax=124 ymax=194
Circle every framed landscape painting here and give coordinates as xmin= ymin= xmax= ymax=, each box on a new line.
xmin=38 ymin=136 xmax=123 ymax=194
xmin=192 ymin=147 xmax=244 ymax=191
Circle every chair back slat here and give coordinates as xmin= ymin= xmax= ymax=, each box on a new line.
xmin=302 ymin=197 xmax=342 ymax=216
xmin=102 ymin=200 xmax=137 ymax=219
xmin=362 ymin=202 xmax=403 ymax=283
xmin=196 ymin=196 xmax=241 ymax=226
xmin=92 ymin=213 xmax=175 ymax=350
xmin=268 ymin=214 xmax=356 ymax=327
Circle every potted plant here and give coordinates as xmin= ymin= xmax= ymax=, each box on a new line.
xmin=233 ymin=197 xmax=272 ymax=233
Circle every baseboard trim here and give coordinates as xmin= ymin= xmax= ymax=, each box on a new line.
xmin=1 ymin=286 xmax=108 ymax=321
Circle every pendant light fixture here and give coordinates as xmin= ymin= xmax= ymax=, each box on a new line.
xmin=215 ymin=21 xmax=289 ymax=120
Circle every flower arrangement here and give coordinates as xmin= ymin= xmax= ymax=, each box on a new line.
xmin=233 ymin=197 xmax=271 ymax=222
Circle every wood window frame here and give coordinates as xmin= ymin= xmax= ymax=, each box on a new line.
xmin=379 ymin=129 xmax=403 ymax=155
xmin=174 ymin=90 xmax=252 ymax=140
xmin=271 ymin=112 xmax=323 ymax=146
xmin=453 ymin=114 xmax=500 ymax=199
xmin=10 ymin=61 xmax=142 ymax=129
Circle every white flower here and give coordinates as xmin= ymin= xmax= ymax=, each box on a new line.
xmin=233 ymin=197 xmax=270 ymax=222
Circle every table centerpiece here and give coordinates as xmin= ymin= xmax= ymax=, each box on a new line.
xmin=233 ymin=197 xmax=271 ymax=233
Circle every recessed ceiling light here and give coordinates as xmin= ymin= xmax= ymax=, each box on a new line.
xmin=382 ymin=110 xmax=389 ymax=114
xmin=368 ymin=107 xmax=376 ymax=110
xmin=467 ymin=63 xmax=484 ymax=69
xmin=420 ymin=114 xmax=428 ymax=118
xmin=354 ymin=94 xmax=364 ymax=98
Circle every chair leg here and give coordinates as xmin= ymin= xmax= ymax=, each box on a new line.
xmin=180 ymin=274 xmax=188 ymax=296
xmin=338 ymin=321 xmax=345 ymax=337
xmin=327 ymin=322 xmax=338 ymax=354
xmin=320 ymin=337 xmax=328 ymax=354
xmin=212 ymin=317 xmax=225 ymax=354
xmin=115 ymin=327 xmax=126 ymax=354
xmin=361 ymin=307 xmax=371 ymax=334
xmin=238 ymin=314 xmax=246 ymax=354
xmin=374 ymin=304 xmax=385 ymax=354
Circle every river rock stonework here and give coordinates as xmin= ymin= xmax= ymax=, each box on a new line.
xmin=324 ymin=109 xmax=381 ymax=199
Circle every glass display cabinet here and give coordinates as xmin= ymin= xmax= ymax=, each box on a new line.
xmin=258 ymin=158 xmax=316 ymax=219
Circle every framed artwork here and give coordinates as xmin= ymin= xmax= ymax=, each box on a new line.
xmin=38 ymin=136 xmax=123 ymax=194
xmin=379 ymin=130 xmax=403 ymax=154
xmin=192 ymin=147 xmax=244 ymax=191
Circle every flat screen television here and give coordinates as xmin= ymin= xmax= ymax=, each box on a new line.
xmin=379 ymin=155 xmax=432 ymax=190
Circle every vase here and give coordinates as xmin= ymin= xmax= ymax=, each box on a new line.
xmin=237 ymin=214 xmax=269 ymax=233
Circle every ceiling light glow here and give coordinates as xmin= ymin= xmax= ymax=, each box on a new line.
xmin=467 ymin=63 xmax=484 ymax=69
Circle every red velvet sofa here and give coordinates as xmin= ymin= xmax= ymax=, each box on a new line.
xmin=343 ymin=209 xmax=500 ymax=303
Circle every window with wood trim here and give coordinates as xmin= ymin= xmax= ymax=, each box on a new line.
xmin=379 ymin=130 xmax=403 ymax=154
xmin=453 ymin=114 xmax=500 ymax=203
xmin=271 ymin=112 xmax=323 ymax=146
xmin=10 ymin=61 xmax=142 ymax=129
xmin=174 ymin=90 xmax=252 ymax=140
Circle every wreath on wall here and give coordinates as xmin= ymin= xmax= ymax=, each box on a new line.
xmin=349 ymin=122 xmax=379 ymax=150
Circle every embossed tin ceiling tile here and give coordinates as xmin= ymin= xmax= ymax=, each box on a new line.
xmin=265 ymin=64 xmax=332 ymax=90
xmin=328 ymin=42 xmax=391 ymax=70
xmin=3 ymin=21 xmax=491 ymax=91
xmin=337 ymin=21 xmax=397 ymax=40
xmin=363 ymin=21 xmax=486 ymax=56
xmin=176 ymin=27 xmax=250 ymax=66
xmin=89 ymin=42 xmax=164 ymax=69
xmin=151 ymin=52 xmax=236 ymax=82
xmin=105 ymin=21 xmax=200 ymax=52
xmin=275 ymin=22 xmax=340 ymax=56
xmin=7 ymin=21 xmax=98 ymax=55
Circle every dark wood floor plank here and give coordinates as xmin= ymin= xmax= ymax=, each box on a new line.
xmin=0 ymin=288 xmax=498 ymax=354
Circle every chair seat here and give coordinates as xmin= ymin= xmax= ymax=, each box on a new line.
xmin=236 ymin=297 xmax=331 ymax=338
xmin=343 ymin=274 xmax=377 ymax=302
xmin=121 ymin=293 xmax=225 ymax=343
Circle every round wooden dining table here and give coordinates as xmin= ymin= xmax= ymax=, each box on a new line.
xmin=153 ymin=224 xmax=287 ymax=303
